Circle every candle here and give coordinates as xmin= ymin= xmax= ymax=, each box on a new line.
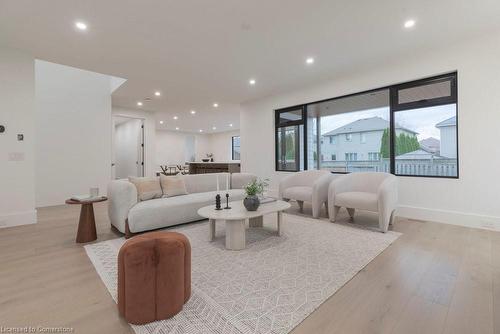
xmin=216 ymin=175 xmax=219 ymax=192
xmin=226 ymin=174 xmax=229 ymax=191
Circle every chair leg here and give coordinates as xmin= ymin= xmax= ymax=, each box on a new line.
xmin=297 ymin=201 xmax=304 ymax=212
xmin=378 ymin=209 xmax=394 ymax=233
xmin=330 ymin=205 xmax=340 ymax=222
xmin=347 ymin=208 xmax=355 ymax=219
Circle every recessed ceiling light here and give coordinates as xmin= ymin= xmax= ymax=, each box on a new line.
xmin=212 ymin=126 xmax=217 ymax=130
xmin=306 ymin=57 xmax=315 ymax=64
xmin=404 ymin=19 xmax=416 ymax=29
xmin=154 ymin=91 xmax=161 ymax=96
xmin=213 ymin=103 xmax=219 ymax=108
xmin=175 ymin=127 xmax=179 ymax=130
xmin=229 ymin=123 xmax=233 ymax=127
xmin=249 ymin=79 xmax=256 ymax=85
xmin=190 ymin=110 xmax=196 ymax=114
xmin=173 ymin=116 xmax=178 ymax=120
xmin=137 ymin=102 xmax=143 ymax=106
xmin=159 ymin=120 xmax=164 ymax=124
xmin=199 ymin=129 xmax=203 ymax=133
xmin=75 ymin=21 xmax=88 ymax=31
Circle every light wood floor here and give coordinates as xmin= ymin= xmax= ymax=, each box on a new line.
xmin=0 ymin=202 xmax=499 ymax=334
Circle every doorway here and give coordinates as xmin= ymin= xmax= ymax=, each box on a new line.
xmin=112 ymin=116 xmax=144 ymax=179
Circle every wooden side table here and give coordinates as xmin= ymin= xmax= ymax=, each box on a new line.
xmin=65 ymin=197 xmax=107 ymax=243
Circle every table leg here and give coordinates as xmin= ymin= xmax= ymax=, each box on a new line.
xmin=249 ymin=216 xmax=263 ymax=228
xmin=225 ymin=219 xmax=246 ymax=250
xmin=76 ymin=203 xmax=97 ymax=243
xmin=277 ymin=211 xmax=283 ymax=236
xmin=209 ymin=219 xmax=216 ymax=241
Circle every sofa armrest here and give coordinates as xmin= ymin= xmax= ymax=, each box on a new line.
xmin=231 ymin=173 xmax=257 ymax=189
xmin=107 ymin=180 xmax=138 ymax=233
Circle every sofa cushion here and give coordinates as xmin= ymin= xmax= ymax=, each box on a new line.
xmin=335 ymin=192 xmax=378 ymax=212
xmin=128 ymin=189 xmax=245 ymax=233
xmin=160 ymin=175 xmax=188 ymax=197
xmin=129 ymin=176 xmax=163 ymax=201
xmin=282 ymin=186 xmax=313 ymax=202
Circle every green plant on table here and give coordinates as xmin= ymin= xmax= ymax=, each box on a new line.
xmin=244 ymin=178 xmax=269 ymax=196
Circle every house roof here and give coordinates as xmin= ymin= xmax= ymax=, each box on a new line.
xmin=419 ymin=137 xmax=440 ymax=153
xmin=322 ymin=116 xmax=417 ymax=136
xmin=435 ymin=116 xmax=456 ymax=128
xmin=396 ymin=148 xmax=444 ymax=160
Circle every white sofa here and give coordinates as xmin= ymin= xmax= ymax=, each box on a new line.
xmin=108 ymin=172 xmax=256 ymax=236
xmin=328 ymin=172 xmax=397 ymax=232
xmin=278 ymin=170 xmax=336 ymax=218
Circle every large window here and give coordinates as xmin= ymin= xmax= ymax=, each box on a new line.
xmin=275 ymin=72 xmax=458 ymax=178
xmin=232 ymin=136 xmax=240 ymax=160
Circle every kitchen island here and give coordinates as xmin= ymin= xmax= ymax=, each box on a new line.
xmin=188 ymin=161 xmax=241 ymax=174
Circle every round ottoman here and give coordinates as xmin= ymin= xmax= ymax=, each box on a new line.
xmin=117 ymin=231 xmax=191 ymax=325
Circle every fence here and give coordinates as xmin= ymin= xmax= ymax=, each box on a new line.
xmin=320 ymin=158 xmax=457 ymax=177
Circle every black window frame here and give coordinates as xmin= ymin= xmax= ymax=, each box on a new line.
xmin=274 ymin=72 xmax=459 ymax=179
xmin=274 ymin=106 xmax=307 ymax=172
xmin=231 ymin=136 xmax=240 ymax=160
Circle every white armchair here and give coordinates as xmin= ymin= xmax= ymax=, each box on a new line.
xmin=328 ymin=172 xmax=397 ymax=232
xmin=279 ymin=170 xmax=335 ymax=218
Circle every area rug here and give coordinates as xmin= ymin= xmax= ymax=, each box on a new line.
xmin=85 ymin=213 xmax=400 ymax=334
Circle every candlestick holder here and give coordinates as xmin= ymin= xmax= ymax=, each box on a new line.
xmin=215 ymin=194 xmax=223 ymax=210
xmin=224 ymin=193 xmax=231 ymax=209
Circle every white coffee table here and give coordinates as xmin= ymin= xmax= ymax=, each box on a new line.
xmin=197 ymin=199 xmax=291 ymax=250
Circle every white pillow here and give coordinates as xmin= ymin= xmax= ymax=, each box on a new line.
xmin=128 ymin=176 xmax=162 ymax=201
xmin=160 ymin=174 xmax=188 ymax=197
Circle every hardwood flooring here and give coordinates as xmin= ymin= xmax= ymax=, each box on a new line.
xmin=0 ymin=202 xmax=498 ymax=334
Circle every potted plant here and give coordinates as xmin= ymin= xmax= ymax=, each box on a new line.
xmin=243 ymin=178 xmax=269 ymax=211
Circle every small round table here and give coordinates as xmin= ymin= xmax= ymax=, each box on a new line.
xmin=65 ymin=197 xmax=107 ymax=243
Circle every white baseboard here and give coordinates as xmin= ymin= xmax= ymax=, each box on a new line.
xmin=268 ymin=187 xmax=500 ymax=232
xmin=0 ymin=210 xmax=38 ymax=228
xmin=397 ymin=205 xmax=500 ymax=232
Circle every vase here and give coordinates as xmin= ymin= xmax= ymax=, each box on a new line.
xmin=243 ymin=195 xmax=260 ymax=211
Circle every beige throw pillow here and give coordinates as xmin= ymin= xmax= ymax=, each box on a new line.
xmin=129 ymin=176 xmax=163 ymax=201
xmin=160 ymin=174 xmax=188 ymax=197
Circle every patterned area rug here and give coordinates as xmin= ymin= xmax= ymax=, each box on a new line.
xmin=85 ymin=213 xmax=400 ymax=334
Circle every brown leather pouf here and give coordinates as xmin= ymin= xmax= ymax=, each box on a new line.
xmin=117 ymin=231 xmax=191 ymax=325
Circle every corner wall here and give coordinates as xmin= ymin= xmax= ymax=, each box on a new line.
xmin=0 ymin=48 xmax=36 ymax=227
xmin=240 ymin=33 xmax=500 ymax=230
xmin=35 ymin=60 xmax=114 ymax=207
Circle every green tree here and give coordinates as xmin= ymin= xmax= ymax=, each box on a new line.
xmin=380 ymin=130 xmax=420 ymax=157
xmin=380 ymin=128 xmax=390 ymax=158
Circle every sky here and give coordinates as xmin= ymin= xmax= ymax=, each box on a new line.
xmin=320 ymin=104 xmax=456 ymax=141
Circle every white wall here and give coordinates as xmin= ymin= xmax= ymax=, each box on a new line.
xmin=114 ymin=118 xmax=142 ymax=178
xmin=0 ymin=47 xmax=37 ymax=227
xmin=156 ymin=129 xmax=240 ymax=168
xmin=207 ymin=130 xmax=240 ymax=161
xmin=241 ymin=33 xmax=500 ymax=230
xmin=35 ymin=60 xmax=114 ymax=207
xmin=112 ymin=107 xmax=156 ymax=177
xmin=156 ymin=130 xmax=196 ymax=165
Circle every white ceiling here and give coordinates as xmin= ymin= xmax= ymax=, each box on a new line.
xmin=1 ymin=0 xmax=500 ymax=133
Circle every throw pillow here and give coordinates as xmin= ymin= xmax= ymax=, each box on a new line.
xmin=160 ymin=174 xmax=188 ymax=197
xmin=129 ymin=176 xmax=163 ymax=201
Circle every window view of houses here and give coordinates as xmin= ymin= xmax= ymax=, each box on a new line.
xmin=314 ymin=104 xmax=457 ymax=177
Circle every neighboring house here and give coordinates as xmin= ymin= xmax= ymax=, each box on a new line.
xmin=419 ymin=137 xmax=440 ymax=155
xmin=435 ymin=116 xmax=457 ymax=158
xmin=396 ymin=147 xmax=444 ymax=160
xmin=321 ymin=116 xmax=417 ymax=161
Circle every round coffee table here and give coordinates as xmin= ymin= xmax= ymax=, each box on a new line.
xmin=197 ymin=199 xmax=291 ymax=250
xmin=65 ymin=197 xmax=107 ymax=243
